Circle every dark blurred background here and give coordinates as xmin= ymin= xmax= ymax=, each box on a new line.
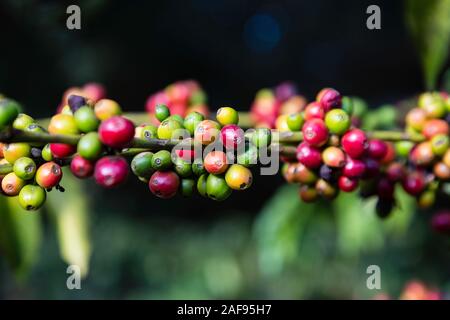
xmin=1 ymin=0 xmax=449 ymax=300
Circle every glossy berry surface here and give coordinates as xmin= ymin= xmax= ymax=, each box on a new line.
xmin=13 ymin=157 xmax=36 ymax=180
xmin=206 ymin=174 xmax=232 ymax=201
xmin=194 ymin=120 xmax=221 ymax=145
xmin=302 ymin=119 xmax=328 ymax=147
xmin=149 ymin=171 xmax=180 ymax=199
xmin=50 ymin=143 xmax=76 ymax=158
xmin=216 ymin=107 xmax=239 ymax=126
xmin=36 ymin=162 xmax=63 ymax=188
xmin=98 ymin=116 xmax=135 ymax=148
xmin=324 ymin=109 xmax=350 ymax=135
xmin=368 ymin=139 xmax=388 ymax=160
xmin=341 ymin=129 xmax=368 ymax=159
xmin=18 ymin=185 xmax=46 ymax=211
xmin=220 ymin=124 xmax=244 ymax=149
xmin=77 ymin=132 xmax=103 ymax=160
xmin=296 ymin=142 xmax=322 ymax=169
xmin=70 ymin=155 xmax=94 ymax=179
xmin=155 ymin=104 xmax=171 ymax=122
xmin=204 ymin=151 xmax=229 ymax=174
xmin=225 ymin=164 xmax=253 ymax=190
xmin=94 ymin=156 xmax=129 ymax=188
xmin=322 ymin=146 xmax=346 ymax=168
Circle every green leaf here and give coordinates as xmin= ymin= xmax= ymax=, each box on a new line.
xmin=0 ymin=196 xmax=42 ymax=281
xmin=405 ymin=0 xmax=450 ymax=89
xmin=45 ymin=169 xmax=92 ymax=278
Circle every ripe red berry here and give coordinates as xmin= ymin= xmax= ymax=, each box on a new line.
xmin=386 ymin=162 xmax=406 ymax=182
xmin=410 ymin=142 xmax=435 ymax=166
xmin=316 ymin=88 xmax=342 ymax=111
xmin=98 ymin=116 xmax=135 ymax=148
xmin=431 ymin=211 xmax=450 ymax=234
xmin=362 ymin=158 xmax=380 ymax=179
xmin=342 ymin=157 xmax=366 ymax=178
xmin=304 ymin=102 xmax=325 ymax=120
xmin=368 ymin=139 xmax=388 ymax=160
xmin=204 ymin=151 xmax=229 ymax=174
xmin=380 ymin=142 xmax=396 ymax=165
xmin=70 ymin=155 xmax=94 ymax=179
xmin=338 ymin=176 xmax=358 ymax=192
xmin=377 ymin=177 xmax=395 ymax=199
xmin=36 ymin=162 xmax=63 ymax=188
xmin=50 ymin=143 xmax=76 ymax=158
xmin=94 ymin=156 xmax=129 ymax=188
xmin=341 ymin=129 xmax=368 ymax=159
xmin=322 ymin=146 xmax=346 ymax=168
xmin=422 ymin=119 xmax=449 ymax=139
xmin=296 ymin=142 xmax=322 ymax=169
xmin=220 ymin=124 xmax=244 ymax=149
xmin=149 ymin=171 xmax=180 ymax=199
xmin=402 ymin=171 xmax=426 ymax=196
xmin=302 ymin=119 xmax=329 ymax=147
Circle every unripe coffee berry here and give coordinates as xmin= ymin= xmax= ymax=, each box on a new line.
xmin=13 ymin=113 xmax=34 ymax=130
xmin=0 ymin=99 xmax=20 ymax=129
xmin=141 ymin=125 xmax=158 ymax=140
xmin=315 ymin=178 xmax=338 ymax=200
xmin=155 ymin=104 xmax=171 ymax=122
xmin=225 ymin=164 xmax=253 ymax=190
xmin=151 ymin=150 xmax=173 ymax=171
xmin=325 ymin=109 xmax=350 ymax=135
xmin=1 ymin=172 xmax=26 ymax=196
xmin=74 ymin=106 xmax=100 ymax=133
xmin=293 ymin=163 xmax=318 ymax=184
xmin=149 ymin=170 xmax=180 ymax=199
xmin=3 ymin=143 xmax=31 ymax=164
xmin=36 ymin=162 xmax=63 ymax=188
xmin=237 ymin=143 xmax=258 ymax=167
xmin=194 ymin=120 xmax=221 ymax=145
xmin=13 ymin=157 xmax=36 ymax=180
xmin=131 ymin=152 xmax=154 ymax=179
xmin=18 ymin=185 xmax=46 ymax=211
xmin=180 ymin=178 xmax=195 ymax=197
xmin=422 ymin=119 xmax=449 ymax=139
xmin=197 ymin=173 xmax=208 ymax=197
xmin=251 ymin=128 xmax=272 ymax=148
xmin=430 ymin=134 xmax=449 ymax=156
xmin=99 ymin=116 xmax=135 ymax=149
xmin=410 ymin=142 xmax=434 ymax=166
xmin=341 ymin=129 xmax=368 ymax=159
xmin=48 ymin=114 xmax=79 ymax=135
xmin=41 ymin=144 xmax=53 ymax=161
xmin=94 ymin=156 xmax=129 ymax=188
xmin=206 ymin=174 xmax=232 ymax=201
xmin=204 ymin=151 xmax=229 ymax=174
xmin=94 ymin=99 xmax=122 ymax=121
xmin=405 ymin=108 xmax=427 ymax=132
xmin=287 ymin=113 xmax=304 ymax=131
xmin=77 ymin=132 xmax=103 ymax=160
xmin=174 ymin=158 xmax=193 ymax=178
xmin=216 ymin=107 xmax=239 ymax=126
xmin=70 ymin=155 xmax=94 ymax=179
xmin=302 ymin=119 xmax=329 ymax=147
xmin=184 ymin=112 xmax=204 ymax=136
xmin=322 ymin=146 xmax=346 ymax=168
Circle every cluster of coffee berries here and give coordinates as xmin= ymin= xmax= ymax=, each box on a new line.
xmin=0 ymin=99 xmax=63 ymax=210
xmin=145 ymin=80 xmax=209 ymax=123
xmin=373 ymin=280 xmax=442 ymax=300
xmin=250 ymin=82 xmax=307 ymax=128
xmin=133 ymin=104 xmax=260 ymax=200
xmin=58 ymin=83 xmax=106 ymax=112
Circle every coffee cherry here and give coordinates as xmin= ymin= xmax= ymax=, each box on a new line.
xmin=299 ymin=184 xmax=319 ymax=202
xmin=275 ymin=114 xmax=290 ymax=132
xmin=174 ymin=158 xmax=193 ymax=178
xmin=287 ymin=113 xmax=304 ymax=131
xmin=433 ymin=162 xmax=450 ymax=180
xmin=319 ymin=164 xmax=339 ymax=182
xmin=315 ymin=178 xmax=338 ymax=200
xmin=184 ymin=112 xmax=204 ymax=136
xmin=74 ymin=106 xmax=100 ymax=133
xmin=338 ymin=176 xmax=358 ymax=192
xmin=68 ymin=95 xmax=87 ymax=113
xmin=18 ymin=185 xmax=46 ymax=211
xmin=48 ymin=114 xmax=79 ymax=135
xmin=377 ymin=177 xmax=395 ymax=199
xmin=0 ymin=99 xmax=20 ymax=129
xmin=237 ymin=143 xmax=258 ymax=167
xmin=155 ymin=104 xmax=171 ymax=122
xmin=444 ymin=149 xmax=450 ymax=167
xmin=422 ymin=119 xmax=449 ymax=139
xmin=402 ymin=171 xmax=426 ymax=196
xmin=99 ymin=116 xmax=135 ymax=149
xmin=3 ymin=143 xmax=31 ymax=163
xmin=70 ymin=155 xmax=94 ymax=179
xmin=322 ymin=146 xmax=346 ymax=168
xmin=131 ymin=152 xmax=154 ymax=179
xmin=204 ymin=151 xmax=229 ymax=174
xmin=174 ymin=146 xmax=196 ymax=162
xmin=206 ymin=174 xmax=232 ymax=201
xmin=197 ymin=173 xmax=208 ymax=197
xmin=216 ymin=107 xmax=239 ymax=126
xmin=325 ymin=109 xmax=350 ymax=135
xmin=368 ymin=139 xmax=388 ymax=160
xmin=13 ymin=157 xmax=36 ymax=180
xmin=36 ymin=162 xmax=63 ymax=188
xmin=410 ymin=142 xmax=434 ymax=166
xmin=341 ymin=96 xmax=354 ymax=115
xmin=180 ymin=178 xmax=195 ymax=197
xmin=293 ymin=163 xmax=318 ymax=184
xmin=41 ymin=144 xmax=53 ymax=161
xmin=192 ymin=161 xmax=206 ymax=176
xmin=386 ymin=162 xmax=406 ymax=182
xmin=140 ymin=125 xmax=158 ymax=140
xmin=406 ymin=108 xmax=427 ymax=132
xmin=430 ymin=134 xmax=449 ymax=156
xmin=395 ymin=141 xmax=414 ymax=158
xmin=302 ymin=119 xmax=329 ymax=147
xmin=316 ymin=88 xmax=341 ymax=111
xmin=380 ymin=142 xmax=396 ymax=165
xmin=13 ymin=113 xmax=34 ymax=130
xmin=362 ymin=158 xmax=380 ymax=179
xmin=221 ymin=124 xmax=244 ymax=149
xmin=431 ymin=211 xmax=450 ymax=234
xmin=94 ymin=99 xmax=122 ymax=121
xmin=151 ymin=150 xmax=173 ymax=171
xmin=225 ymin=164 xmax=253 ymax=190
xmin=50 ymin=143 xmax=76 ymax=158
xmin=156 ymin=118 xmax=183 ymax=140
xmin=149 ymin=171 xmax=180 ymax=199
xmin=251 ymin=128 xmax=272 ymax=148
xmin=77 ymin=132 xmax=103 ymax=160
xmin=166 ymin=115 xmax=184 ymax=126
xmin=94 ymin=156 xmax=129 ymax=188
xmin=304 ymin=102 xmax=325 ymax=120
xmin=296 ymin=142 xmax=322 ymax=169
xmin=418 ymin=190 xmax=436 ymax=208
xmin=422 ymin=98 xmax=446 ymax=118
xmin=1 ymin=172 xmax=26 ymax=196
xmin=343 ymin=157 xmax=366 ymax=178
xmin=341 ymin=129 xmax=368 ymax=159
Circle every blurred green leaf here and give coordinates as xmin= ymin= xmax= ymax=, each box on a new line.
xmin=0 ymin=197 xmax=42 ymax=281
xmin=45 ymin=170 xmax=91 ymax=278
xmin=405 ymin=0 xmax=450 ymax=89
xmin=253 ymin=185 xmax=316 ymax=277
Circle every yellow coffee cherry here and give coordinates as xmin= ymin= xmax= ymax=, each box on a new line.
xmin=225 ymin=164 xmax=253 ymax=190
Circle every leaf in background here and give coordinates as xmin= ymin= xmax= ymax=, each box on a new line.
xmin=253 ymin=184 xmax=315 ymax=277
xmin=45 ymin=170 xmax=92 ymax=278
xmin=405 ymin=0 xmax=450 ymax=89
xmin=0 ymin=196 xmax=42 ymax=281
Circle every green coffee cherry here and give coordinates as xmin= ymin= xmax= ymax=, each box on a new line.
xmin=42 ymin=144 xmax=53 ymax=161
xmin=287 ymin=113 xmax=304 ymax=131
xmin=351 ymin=97 xmax=368 ymax=118
xmin=325 ymin=109 xmax=350 ymax=135
xmin=151 ymin=150 xmax=172 ymax=170
xmin=206 ymin=174 xmax=232 ymax=201
xmin=13 ymin=157 xmax=37 ymax=180
xmin=184 ymin=112 xmax=204 ymax=136
xmin=141 ymin=125 xmax=158 ymax=140
xmin=341 ymin=96 xmax=354 ymax=115
xmin=197 ymin=173 xmax=208 ymax=197
xmin=77 ymin=132 xmax=103 ymax=160
xmin=430 ymin=134 xmax=449 ymax=156
xmin=216 ymin=107 xmax=239 ymax=126
xmin=24 ymin=123 xmax=47 ymax=147
xmin=157 ymin=119 xmax=183 ymax=139
xmin=180 ymin=179 xmax=195 ymax=197
xmin=237 ymin=143 xmax=258 ymax=167
xmin=13 ymin=113 xmax=34 ymax=130
xmin=0 ymin=99 xmax=20 ymax=129
xmin=18 ymin=185 xmax=46 ymax=211
xmin=166 ymin=114 xmax=184 ymax=125
xmin=74 ymin=106 xmax=100 ymax=132
xmin=131 ymin=152 xmax=154 ymax=179
xmin=192 ymin=161 xmax=206 ymax=176
xmin=174 ymin=158 xmax=193 ymax=177
xmin=251 ymin=128 xmax=272 ymax=148
xmin=155 ymin=104 xmax=171 ymax=122
xmin=395 ymin=141 xmax=415 ymax=158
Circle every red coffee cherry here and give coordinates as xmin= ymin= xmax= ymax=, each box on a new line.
xmin=94 ymin=156 xmax=129 ymax=188
xmin=341 ymin=129 xmax=368 ymax=159
xmin=304 ymin=102 xmax=325 ymax=120
xmin=149 ymin=171 xmax=180 ymax=199
xmin=302 ymin=119 xmax=329 ymax=147
xmin=377 ymin=177 xmax=395 ymax=199
xmin=98 ymin=116 xmax=135 ymax=148
xmin=406 ymin=108 xmax=427 ymax=132
xmin=316 ymin=88 xmax=342 ymax=112
xmin=296 ymin=142 xmax=322 ymax=169
xmin=220 ymin=124 xmax=244 ymax=149
xmin=50 ymin=143 xmax=76 ymax=158
xmin=36 ymin=162 xmax=63 ymax=188
xmin=410 ymin=142 xmax=435 ymax=166
xmin=380 ymin=142 xmax=396 ymax=165
xmin=322 ymin=146 xmax=346 ymax=168
xmin=386 ymin=162 xmax=406 ymax=182
xmin=338 ymin=176 xmax=358 ymax=192
xmin=433 ymin=162 xmax=450 ymax=180
xmin=362 ymin=158 xmax=380 ymax=179
xmin=402 ymin=171 xmax=426 ymax=196
xmin=422 ymin=119 xmax=449 ymax=139
xmin=204 ymin=151 xmax=229 ymax=175
xmin=70 ymin=155 xmax=94 ymax=179
xmin=431 ymin=211 xmax=450 ymax=234
xmin=368 ymin=139 xmax=388 ymax=160
xmin=343 ymin=157 xmax=366 ymax=178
